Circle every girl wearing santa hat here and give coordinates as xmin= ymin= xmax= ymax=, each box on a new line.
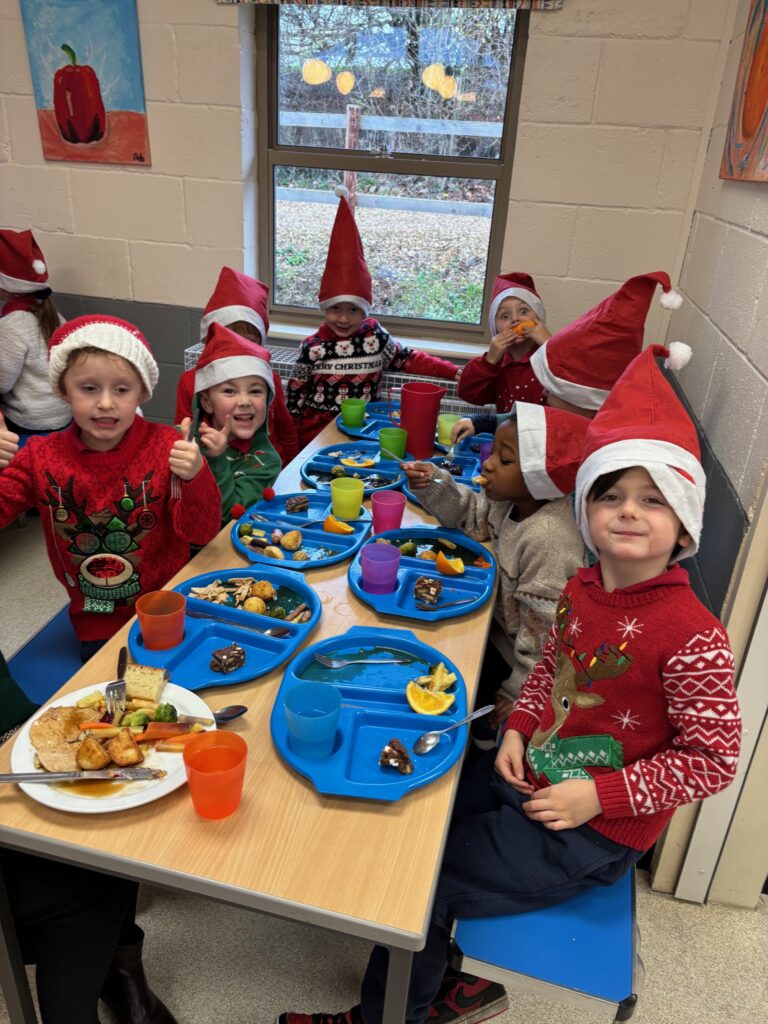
xmin=0 ymin=229 xmax=71 ymax=437
xmin=285 ymin=188 xmax=461 ymax=449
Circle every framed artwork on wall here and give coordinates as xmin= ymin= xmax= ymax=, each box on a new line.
xmin=721 ymin=0 xmax=768 ymax=182
xmin=19 ymin=0 xmax=151 ymax=166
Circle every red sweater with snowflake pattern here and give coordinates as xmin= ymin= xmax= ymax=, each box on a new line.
xmin=505 ymin=564 xmax=741 ymax=851
xmin=0 ymin=417 xmax=221 ymax=641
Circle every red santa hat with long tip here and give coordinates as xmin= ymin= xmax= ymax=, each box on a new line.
xmin=531 ymin=271 xmax=683 ymax=412
xmin=487 ymin=272 xmax=545 ymax=337
xmin=318 ymin=186 xmax=372 ymax=316
xmin=513 ymin=401 xmax=591 ymax=500
xmin=199 ymin=267 xmax=270 ymax=343
xmin=194 ymin=323 xmax=275 ymax=401
xmin=574 ymin=341 xmax=704 ymax=560
xmin=48 ymin=315 xmax=158 ymax=396
xmin=0 ymin=229 xmax=49 ymax=294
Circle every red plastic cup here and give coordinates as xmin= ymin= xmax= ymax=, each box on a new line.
xmin=136 ymin=590 xmax=186 ymax=650
xmin=371 ymin=490 xmax=407 ymax=533
xmin=360 ymin=542 xmax=401 ymax=594
xmin=183 ymin=730 xmax=248 ymax=820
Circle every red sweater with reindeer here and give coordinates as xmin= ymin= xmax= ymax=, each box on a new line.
xmin=505 ymin=564 xmax=741 ymax=851
xmin=0 ymin=417 xmax=221 ymax=642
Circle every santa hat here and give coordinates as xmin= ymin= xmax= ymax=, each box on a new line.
xmin=194 ymin=323 xmax=275 ymax=398
xmin=514 ymin=401 xmax=591 ymax=500
xmin=199 ymin=267 xmax=269 ymax=343
xmin=531 ymin=271 xmax=683 ymax=412
xmin=49 ymin=315 xmax=158 ymax=396
xmin=0 ymin=229 xmax=49 ymax=293
xmin=574 ymin=342 xmax=704 ymax=560
xmin=487 ymin=272 xmax=545 ymax=337
xmin=318 ymin=187 xmax=372 ymax=316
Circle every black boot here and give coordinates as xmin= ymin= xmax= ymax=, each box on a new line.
xmin=100 ymin=930 xmax=178 ymax=1024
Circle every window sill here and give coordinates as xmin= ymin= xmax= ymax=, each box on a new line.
xmin=267 ymin=321 xmax=486 ymax=363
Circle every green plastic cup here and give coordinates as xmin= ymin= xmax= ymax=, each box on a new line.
xmin=437 ymin=414 xmax=461 ymax=446
xmin=341 ymin=398 xmax=366 ymax=427
xmin=330 ymin=477 xmax=364 ymax=519
xmin=379 ymin=427 xmax=407 ymax=460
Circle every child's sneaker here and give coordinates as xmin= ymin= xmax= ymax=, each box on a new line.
xmin=428 ymin=973 xmax=508 ymax=1024
xmin=278 ymin=1007 xmax=364 ymax=1024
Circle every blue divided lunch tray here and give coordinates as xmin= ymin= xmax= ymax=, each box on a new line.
xmin=348 ymin=527 xmax=496 ymax=622
xmin=231 ymin=490 xmax=371 ymax=571
xmin=127 ymin=566 xmax=321 ymax=691
xmin=334 ymin=400 xmax=400 ymax=441
xmin=402 ymin=433 xmax=494 ymax=508
xmin=301 ymin=441 xmax=409 ymax=496
xmin=271 ymin=626 xmax=468 ymax=801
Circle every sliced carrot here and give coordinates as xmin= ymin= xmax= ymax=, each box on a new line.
xmin=142 ymin=722 xmax=190 ymax=742
xmin=154 ymin=733 xmax=201 ymax=753
xmin=80 ymin=721 xmax=114 ymax=730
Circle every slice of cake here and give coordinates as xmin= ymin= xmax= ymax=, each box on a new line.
xmin=379 ymin=738 xmax=414 ymax=775
xmin=124 ymin=664 xmax=167 ymax=703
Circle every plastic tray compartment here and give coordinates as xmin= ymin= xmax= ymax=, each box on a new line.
xmin=334 ymin=400 xmax=401 ymax=441
xmin=348 ymin=527 xmax=496 ymax=622
xmin=301 ymin=441 xmax=408 ymax=496
xmin=231 ymin=490 xmax=371 ymax=571
xmin=271 ymin=626 xmax=468 ymax=801
xmin=128 ymin=566 xmax=322 ymax=691
xmin=403 ymin=433 xmax=494 ymax=507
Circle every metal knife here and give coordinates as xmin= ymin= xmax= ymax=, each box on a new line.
xmin=117 ymin=644 xmax=128 ymax=680
xmin=0 ymin=767 xmax=167 ymax=784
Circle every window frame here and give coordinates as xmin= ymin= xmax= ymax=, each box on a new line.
xmin=254 ymin=4 xmax=529 ymax=345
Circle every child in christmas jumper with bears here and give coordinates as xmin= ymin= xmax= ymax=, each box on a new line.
xmin=403 ymin=401 xmax=590 ymax=730
xmin=279 ymin=342 xmax=741 ymax=1024
xmin=174 ymin=266 xmax=299 ymax=467
xmin=190 ymin=323 xmax=282 ymax=524
xmin=286 ymin=187 xmax=460 ymax=450
xmin=0 ymin=229 xmax=71 ymax=438
xmin=0 ymin=315 xmax=221 ymax=662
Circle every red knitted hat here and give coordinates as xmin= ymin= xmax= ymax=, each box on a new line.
xmin=514 ymin=401 xmax=591 ymax=500
xmin=49 ymin=315 xmax=158 ymax=396
xmin=574 ymin=342 xmax=704 ymax=559
xmin=318 ymin=187 xmax=372 ymax=315
xmin=194 ymin=323 xmax=275 ymax=398
xmin=531 ymin=272 xmax=683 ymax=412
xmin=487 ymin=272 xmax=545 ymax=336
xmin=199 ymin=267 xmax=269 ymax=343
xmin=0 ymin=229 xmax=48 ymax=294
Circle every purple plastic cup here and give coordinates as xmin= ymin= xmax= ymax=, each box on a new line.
xmin=479 ymin=442 xmax=493 ymax=468
xmin=360 ymin=543 xmax=402 ymax=594
xmin=371 ymin=490 xmax=407 ymax=533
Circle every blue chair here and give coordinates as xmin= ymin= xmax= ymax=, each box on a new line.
xmin=451 ymin=870 xmax=641 ymax=1022
xmin=8 ymin=606 xmax=81 ymax=705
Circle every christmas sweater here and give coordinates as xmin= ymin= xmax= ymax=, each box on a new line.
xmin=0 ymin=417 xmax=221 ymax=642
xmin=0 ymin=305 xmax=71 ymax=431
xmin=506 ymin=565 xmax=742 ymax=851
xmin=457 ymin=346 xmax=545 ymax=412
xmin=417 ymin=470 xmax=587 ymax=698
xmin=175 ymin=367 xmax=299 ymax=468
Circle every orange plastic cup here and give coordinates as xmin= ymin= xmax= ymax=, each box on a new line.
xmin=183 ymin=730 xmax=248 ymax=820
xmin=136 ymin=590 xmax=186 ymax=650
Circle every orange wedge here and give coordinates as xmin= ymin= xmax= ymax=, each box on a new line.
xmin=340 ymin=457 xmax=375 ymax=468
xmin=323 ymin=514 xmax=355 ymax=535
xmin=435 ymin=550 xmax=465 ymax=576
xmin=406 ymin=682 xmax=455 ymax=715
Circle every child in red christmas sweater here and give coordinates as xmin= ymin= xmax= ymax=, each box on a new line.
xmin=279 ymin=343 xmax=741 ymax=1024
xmin=0 ymin=315 xmax=221 ymax=661
xmin=285 ymin=188 xmax=460 ymax=449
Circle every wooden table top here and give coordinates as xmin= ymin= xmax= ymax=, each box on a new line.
xmin=0 ymin=424 xmax=494 ymax=948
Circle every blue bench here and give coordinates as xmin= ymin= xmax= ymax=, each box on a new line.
xmin=451 ymin=870 xmax=640 ymax=1022
xmin=8 ymin=605 xmax=81 ymax=706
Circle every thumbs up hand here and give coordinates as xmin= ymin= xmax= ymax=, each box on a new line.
xmin=198 ymin=415 xmax=231 ymax=459
xmin=0 ymin=412 xmax=20 ymax=469
xmin=169 ymin=416 xmax=203 ymax=481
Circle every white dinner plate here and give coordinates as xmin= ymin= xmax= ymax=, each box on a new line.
xmin=11 ymin=683 xmax=213 ymax=814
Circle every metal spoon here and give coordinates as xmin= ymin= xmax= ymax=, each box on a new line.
xmin=213 ymin=705 xmax=248 ymax=725
xmin=412 ymin=704 xmax=494 ymax=755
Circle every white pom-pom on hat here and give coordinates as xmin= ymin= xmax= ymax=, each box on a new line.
xmin=664 ymin=341 xmax=691 ymax=371
xmin=334 ymin=185 xmax=350 ymax=199
xmin=660 ymin=288 xmax=683 ymax=310
xmin=32 ymin=259 xmax=46 ymax=275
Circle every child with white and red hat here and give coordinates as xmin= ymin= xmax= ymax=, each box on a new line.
xmin=0 ymin=315 xmax=221 ymax=661
xmin=174 ymin=266 xmax=299 ymax=467
xmin=283 ymin=345 xmax=741 ymax=1024
xmin=0 ymin=229 xmax=71 ymax=437
xmin=191 ymin=323 xmax=281 ymax=523
xmin=285 ymin=187 xmax=461 ymax=449
xmin=457 ymin=271 xmax=550 ymax=411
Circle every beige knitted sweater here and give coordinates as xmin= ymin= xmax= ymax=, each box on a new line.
xmin=419 ymin=471 xmax=588 ymax=699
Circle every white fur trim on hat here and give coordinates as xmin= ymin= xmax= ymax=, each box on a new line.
xmin=0 ymin=270 xmax=50 ymax=294
xmin=199 ymin=305 xmax=267 ymax=343
xmin=516 ymin=402 xmax=563 ymax=500
xmin=488 ymin=288 xmax=546 ymax=337
xmin=530 ymin=342 xmax=608 ymax=411
xmin=194 ymin=355 xmax=275 ymax=396
xmin=574 ymin=439 xmax=706 ymax=560
xmin=318 ymin=293 xmax=371 ymax=317
xmin=49 ymin=320 xmax=159 ymax=397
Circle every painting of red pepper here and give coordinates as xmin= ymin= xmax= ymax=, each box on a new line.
xmin=54 ymin=44 xmax=106 ymax=144
xmin=19 ymin=0 xmax=151 ymax=166
xmin=721 ymin=0 xmax=768 ymax=182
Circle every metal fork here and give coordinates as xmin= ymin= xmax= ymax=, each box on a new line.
xmin=105 ymin=646 xmax=128 ymax=716
xmin=313 ymin=653 xmax=413 ymax=669
xmin=171 ymin=408 xmax=201 ymax=500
